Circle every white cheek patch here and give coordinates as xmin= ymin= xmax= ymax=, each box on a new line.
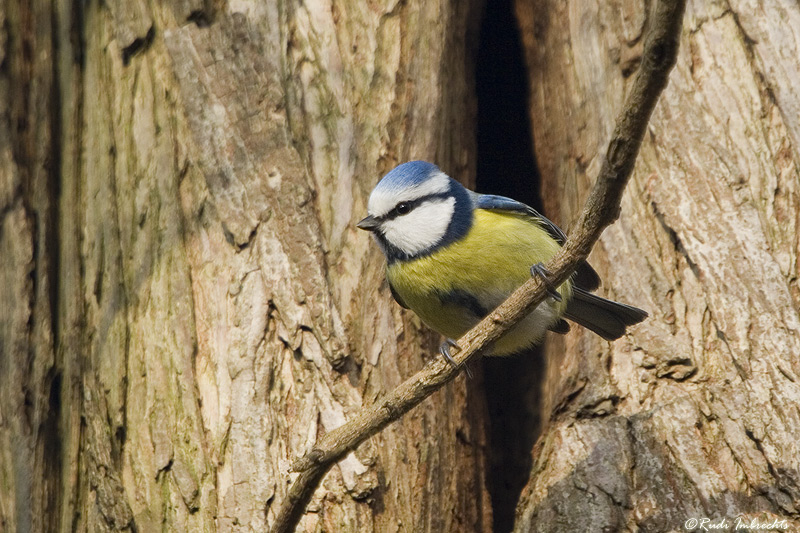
xmin=368 ymin=171 xmax=451 ymax=218
xmin=381 ymin=197 xmax=456 ymax=256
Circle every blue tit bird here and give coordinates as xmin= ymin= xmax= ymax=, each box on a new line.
xmin=357 ymin=161 xmax=647 ymax=364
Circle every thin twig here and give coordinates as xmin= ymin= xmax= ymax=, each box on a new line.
xmin=272 ymin=0 xmax=685 ymax=530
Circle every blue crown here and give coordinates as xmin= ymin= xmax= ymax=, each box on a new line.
xmin=377 ymin=161 xmax=440 ymax=191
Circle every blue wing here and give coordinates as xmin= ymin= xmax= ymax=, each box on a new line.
xmin=472 ymin=193 xmax=568 ymax=244
xmin=471 ymin=192 xmax=601 ymax=291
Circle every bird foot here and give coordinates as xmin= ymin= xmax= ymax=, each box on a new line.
xmin=530 ymin=263 xmax=562 ymax=302
xmin=439 ymin=339 xmax=473 ymax=379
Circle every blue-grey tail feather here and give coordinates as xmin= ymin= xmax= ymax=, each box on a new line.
xmin=574 ymin=262 xmax=601 ymax=291
xmin=564 ymin=287 xmax=648 ymax=340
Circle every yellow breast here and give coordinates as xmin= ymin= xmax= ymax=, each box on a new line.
xmin=386 ymin=209 xmax=571 ymax=354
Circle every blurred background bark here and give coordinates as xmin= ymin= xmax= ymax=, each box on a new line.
xmin=1 ymin=0 xmax=798 ymax=532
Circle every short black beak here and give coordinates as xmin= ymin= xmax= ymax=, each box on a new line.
xmin=357 ymin=215 xmax=380 ymax=231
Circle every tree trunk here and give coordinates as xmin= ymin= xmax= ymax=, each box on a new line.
xmin=1 ymin=0 xmax=492 ymax=531
xmin=514 ymin=0 xmax=800 ymax=530
xmin=5 ymin=0 xmax=800 ymax=532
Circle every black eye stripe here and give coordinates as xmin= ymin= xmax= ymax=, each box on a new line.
xmin=387 ymin=199 xmax=421 ymax=219
xmin=381 ymin=192 xmax=451 ymax=221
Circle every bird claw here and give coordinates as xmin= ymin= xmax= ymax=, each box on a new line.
xmin=439 ymin=339 xmax=473 ymax=378
xmin=439 ymin=338 xmax=460 ymax=366
xmin=530 ymin=262 xmax=562 ymax=302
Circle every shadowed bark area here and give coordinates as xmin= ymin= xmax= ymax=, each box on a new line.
xmin=514 ymin=0 xmax=800 ymax=530
xmin=475 ymin=0 xmax=544 ymax=530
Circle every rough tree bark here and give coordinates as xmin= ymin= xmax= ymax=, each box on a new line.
xmin=514 ymin=0 xmax=800 ymax=531
xmin=4 ymin=0 xmax=799 ymax=532
xmin=0 ymin=0 xmax=492 ymax=532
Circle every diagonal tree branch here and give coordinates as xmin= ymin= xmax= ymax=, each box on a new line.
xmin=272 ymin=0 xmax=686 ymax=530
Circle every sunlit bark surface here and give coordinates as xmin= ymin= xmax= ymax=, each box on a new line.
xmin=5 ymin=1 xmax=799 ymax=531
xmin=0 ymin=0 xmax=492 ymax=531
xmin=514 ymin=1 xmax=800 ymax=530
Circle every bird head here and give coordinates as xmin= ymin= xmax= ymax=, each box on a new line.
xmin=358 ymin=161 xmax=473 ymax=262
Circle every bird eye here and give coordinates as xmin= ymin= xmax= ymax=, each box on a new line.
xmin=395 ymin=202 xmax=410 ymax=215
